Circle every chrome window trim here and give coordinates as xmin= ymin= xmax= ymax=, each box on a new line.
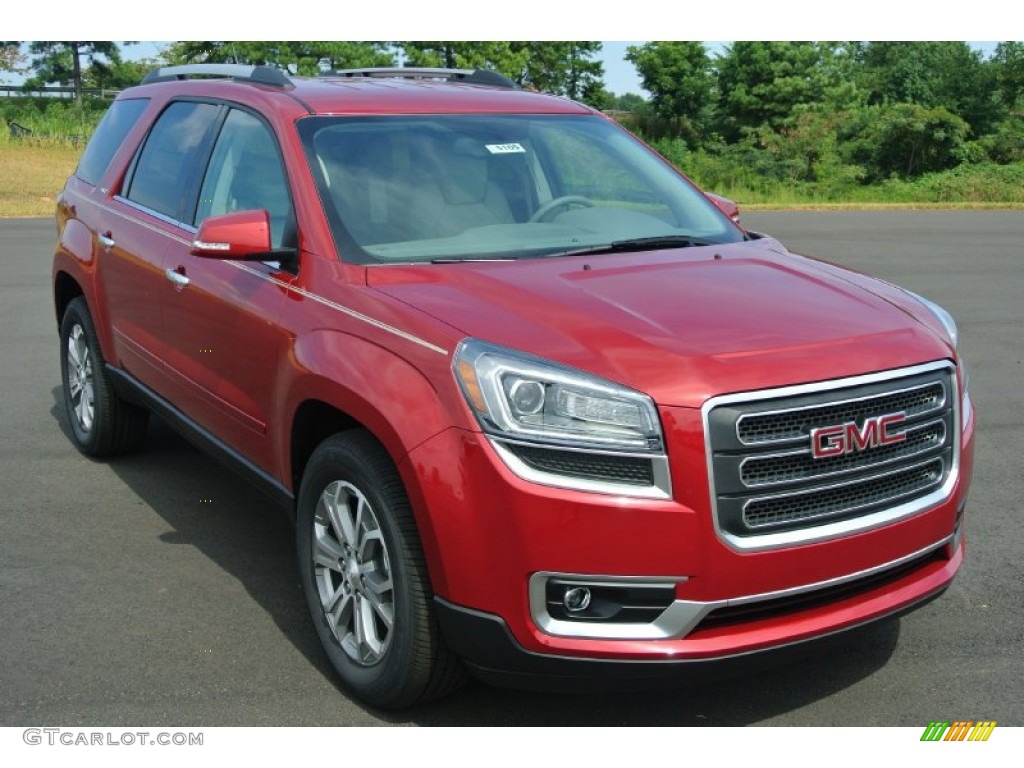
xmin=734 ymin=376 xmax=948 ymax=447
xmin=703 ymin=360 xmax=960 ymax=552
xmin=529 ymin=535 xmax=951 ymax=640
xmin=107 ymin=197 xmax=196 ymax=244
xmin=738 ymin=417 xmax=946 ymax=488
xmin=489 ymin=438 xmax=672 ymax=500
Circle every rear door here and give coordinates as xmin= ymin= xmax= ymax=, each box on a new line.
xmin=100 ymin=100 xmax=221 ymax=391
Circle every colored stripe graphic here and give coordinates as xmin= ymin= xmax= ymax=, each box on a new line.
xmin=920 ymin=720 xmax=996 ymax=741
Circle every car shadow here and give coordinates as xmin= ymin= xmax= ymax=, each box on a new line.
xmin=50 ymin=388 xmax=901 ymax=726
xmin=49 ymin=388 xmax=341 ymax=686
xmin=406 ymin=619 xmax=901 ymax=725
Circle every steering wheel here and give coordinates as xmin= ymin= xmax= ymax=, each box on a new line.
xmin=528 ymin=195 xmax=595 ymax=223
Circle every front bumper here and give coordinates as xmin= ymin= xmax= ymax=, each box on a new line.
xmin=435 ymin=566 xmax=954 ymax=688
xmin=404 ymin=384 xmax=973 ymax=666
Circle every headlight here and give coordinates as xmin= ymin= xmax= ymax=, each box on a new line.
xmin=453 ymin=338 xmax=664 ymax=453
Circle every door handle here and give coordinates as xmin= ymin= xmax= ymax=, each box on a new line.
xmin=98 ymin=232 xmax=115 ymax=249
xmin=165 ymin=267 xmax=190 ymax=288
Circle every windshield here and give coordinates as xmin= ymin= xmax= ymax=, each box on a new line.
xmin=298 ymin=114 xmax=744 ymax=264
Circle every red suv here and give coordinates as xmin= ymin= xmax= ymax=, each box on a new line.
xmin=52 ymin=64 xmax=974 ymax=708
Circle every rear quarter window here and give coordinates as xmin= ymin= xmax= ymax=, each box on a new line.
xmin=75 ymin=98 xmax=149 ymax=186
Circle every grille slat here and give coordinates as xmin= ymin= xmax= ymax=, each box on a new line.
xmin=736 ymin=381 xmax=945 ymax=446
xmin=740 ymin=419 xmax=946 ymax=487
xmin=708 ymin=366 xmax=956 ymax=538
xmin=743 ymin=458 xmax=945 ymax=529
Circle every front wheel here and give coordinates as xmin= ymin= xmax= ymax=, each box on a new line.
xmin=296 ymin=430 xmax=464 ymax=708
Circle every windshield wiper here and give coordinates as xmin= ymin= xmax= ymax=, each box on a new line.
xmin=429 ymin=255 xmax=520 ymax=264
xmin=539 ymin=235 xmax=716 ymax=260
xmin=429 ymin=236 xmax=716 ymax=263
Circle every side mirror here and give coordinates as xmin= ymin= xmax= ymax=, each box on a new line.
xmin=191 ymin=210 xmax=273 ymax=259
xmin=705 ymin=192 xmax=742 ymax=225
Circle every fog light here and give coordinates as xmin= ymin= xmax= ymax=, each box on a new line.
xmin=563 ymin=586 xmax=592 ymax=613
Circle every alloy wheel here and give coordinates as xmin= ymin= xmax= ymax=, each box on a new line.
xmin=66 ymin=324 xmax=94 ymax=432
xmin=312 ymin=480 xmax=395 ymax=665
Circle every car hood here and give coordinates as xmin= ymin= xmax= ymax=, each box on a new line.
xmin=368 ymin=237 xmax=952 ymax=407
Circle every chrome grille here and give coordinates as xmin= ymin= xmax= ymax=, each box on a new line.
xmin=744 ymin=458 xmax=945 ymax=528
xmin=706 ymin=364 xmax=957 ymax=542
xmin=736 ymin=381 xmax=945 ymax=445
xmin=739 ymin=419 xmax=946 ymax=487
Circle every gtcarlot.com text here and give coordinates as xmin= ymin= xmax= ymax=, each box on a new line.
xmin=23 ymin=728 xmax=203 ymax=746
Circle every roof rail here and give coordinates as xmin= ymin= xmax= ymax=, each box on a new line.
xmin=320 ymin=67 xmax=520 ymax=90
xmin=141 ymin=64 xmax=292 ymax=88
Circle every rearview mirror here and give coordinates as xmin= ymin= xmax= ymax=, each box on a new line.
xmin=191 ymin=210 xmax=273 ymax=259
xmin=705 ymin=192 xmax=742 ymax=225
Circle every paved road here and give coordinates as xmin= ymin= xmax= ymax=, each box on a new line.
xmin=1 ymin=213 xmax=1021 ymax=726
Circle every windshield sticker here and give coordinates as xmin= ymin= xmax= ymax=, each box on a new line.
xmin=485 ymin=143 xmax=526 ymax=154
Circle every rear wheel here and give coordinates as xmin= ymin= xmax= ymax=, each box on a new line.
xmin=59 ymin=297 xmax=148 ymax=456
xmin=296 ymin=430 xmax=464 ymax=708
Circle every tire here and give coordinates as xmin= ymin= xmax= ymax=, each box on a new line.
xmin=59 ymin=297 xmax=148 ymax=456
xmin=296 ymin=430 xmax=465 ymax=708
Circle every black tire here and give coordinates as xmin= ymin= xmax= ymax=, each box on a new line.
xmin=59 ymin=297 xmax=148 ymax=456
xmin=296 ymin=430 xmax=465 ymax=709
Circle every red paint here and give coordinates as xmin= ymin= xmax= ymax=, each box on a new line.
xmin=51 ymin=71 xmax=974 ymax=674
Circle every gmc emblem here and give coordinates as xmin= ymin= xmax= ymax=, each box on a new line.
xmin=810 ymin=413 xmax=907 ymax=459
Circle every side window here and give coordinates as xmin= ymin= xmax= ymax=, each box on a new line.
xmin=194 ymin=109 xmax=293 ymax=249
xmin=76 ymin=98 xmax=149 ymax=186
xmin=124 ymin=101 xmax=220 ymax=220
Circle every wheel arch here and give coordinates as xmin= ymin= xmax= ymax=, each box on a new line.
xmin=54 ymin=270 xmax=84 ymax=327
xmin=282 ymin=333 xmax=459 ymax=591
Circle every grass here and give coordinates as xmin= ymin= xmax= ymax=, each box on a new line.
xmin=0 ymin=142 xmax=80 ymax=217
xmin=1 ymin=141 xmax=1023 ymax=218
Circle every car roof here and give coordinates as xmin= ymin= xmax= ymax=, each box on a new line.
xmin=293 ymin=77 xmax=593 ymax=115
xmin=130 ymin=65 xmax=595 ymax=117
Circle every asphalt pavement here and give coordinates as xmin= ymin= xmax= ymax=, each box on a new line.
xmin=1 ymin=212 xmax=1021 ymax=726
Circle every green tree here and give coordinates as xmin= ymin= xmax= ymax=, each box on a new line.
xmin=25 ymin=41 xmax=124 ymax=103
xmin=522 ymin=42 xmax=604 ymax=103
xmin=716 ymin=42 xmax=858 ymax=142
xmin=85 ymin=57 xmax=152 ymax=91
xmin=162 ymin=41 xmax=394 ymax=75
xmin=841 ymin=103 xmax=970 ymax=180
xmin=1 ymin=41 xmax=27 ymax=81
xmin=400 ymin=41 xmax=524 ymax=72
xmin=855 ymin=42 xmax=1000 ymax=135
xmin=401 ymin=41 xmax=606 ymax=106
xmin=311 ymin=42 xmax=395 ymax=71
xmin=991 ymin=42 xmax=1024 ymax=109
xmin=981 ymin=107 xmax=1024 ymax=164
xmin=625 ymin=41 xmax=713 ymax=125
xmin=608 ymin=92 xmax=648 ymax=113
xmin=757 ymin=105 xmax=849 ymax=183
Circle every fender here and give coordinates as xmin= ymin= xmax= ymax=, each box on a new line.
xmin=280 ymin=329 xmax=462 ymax=587
xmin=53 ymin=198 xmax=116 ymax=359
